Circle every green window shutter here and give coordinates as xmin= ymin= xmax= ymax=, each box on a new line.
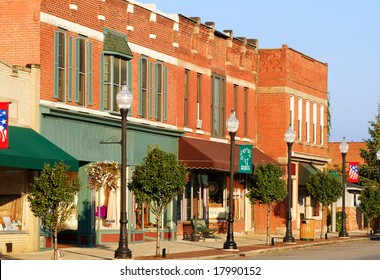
xmin=138 ymin=57 xmax=143 ymax=116
xmin=75 ymin=38 xmax=80 ymax=103
xmin=88 ymin=42 xmax=93 ymax=106
xmin=164 ymin=66 xmax=168 ymax=121
xmin=154 ymin=62 xmax=158 ymax=119
xmin=127 ymin=60 xmax=132 ymax=116
xmin=149 ymin=62 xmax=153 ymax=118
xmin=68 ymin=36 xmax=73 ymax=102
xmin=53 ymin=31 xmax=59 ymax=99
xmin=100 ymin=53 xmax=104 ymax=110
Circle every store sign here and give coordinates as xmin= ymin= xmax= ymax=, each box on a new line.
xmin=239 ymin=145 xmax=252 ymax=173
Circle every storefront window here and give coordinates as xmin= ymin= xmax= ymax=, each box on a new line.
xmin=0 ymin=167 xmax=28 ymax=231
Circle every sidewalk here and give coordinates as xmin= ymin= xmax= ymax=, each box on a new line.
xmin=0 ymin=231 xmax=373 ymax=260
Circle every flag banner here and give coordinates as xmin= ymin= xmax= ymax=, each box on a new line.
xmin=0 ymin=102 xmax=9 ymax=149
xmin=348 ymin=162 xmax=359 ymax=183
xmin=239 ymin=145 xmax=252 ymax=173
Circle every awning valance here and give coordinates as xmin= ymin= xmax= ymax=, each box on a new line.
xmin=178 ymin=137 xmax=277 ymax=172
xmin=0 ymin=126 xmax=78 ymax=171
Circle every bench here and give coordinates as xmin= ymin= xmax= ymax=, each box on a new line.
xmin=190 ymin=218 xmax=218 ymax=241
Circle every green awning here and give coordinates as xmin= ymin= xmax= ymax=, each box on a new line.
xmin=299 ymin=162 xmax=318 ymax=185
xmin=0 ymin=126 xmax=78 ymax=171
xmin=104 ymin=29 xmax=133 ymax=58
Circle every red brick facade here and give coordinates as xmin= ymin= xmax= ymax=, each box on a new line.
xmin=1 ymin=0 xmax=332 ymax=239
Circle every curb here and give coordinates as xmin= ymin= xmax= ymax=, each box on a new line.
xmin=182 ymin=237 xmax=370 ymax=260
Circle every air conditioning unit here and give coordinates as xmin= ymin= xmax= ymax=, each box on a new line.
xmin=196 ymin=119 xmax=202 ymax=129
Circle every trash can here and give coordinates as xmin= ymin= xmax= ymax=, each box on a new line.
xmin=300 ymin=218 xmax=315 ymax=241
xmin=191 ymin=232 xmax=200 ymax=242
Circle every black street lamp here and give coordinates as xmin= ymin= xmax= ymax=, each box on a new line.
xmin=339 ymin=137 xmax=349 ymax=238
xmin=376 ymin=149 xmax=380 ymax=233
xmin=223 ymin=111 xmax=239 ymax=250
xmin=283 ymin=126 xmax=296 ymax=243
xmin=114 ymin=85 xmax=133 ymax=259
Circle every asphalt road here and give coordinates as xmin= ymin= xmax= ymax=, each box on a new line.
xmin=246 ymin=238 xmax=380 ymax=260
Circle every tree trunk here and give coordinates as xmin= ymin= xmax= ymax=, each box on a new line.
xmin=155 ymin=211 xmax=162 ymax=257
xmin=53 ymin=227 xmax=58 ymax=260
xmin=320 ymin=206 xmax=325 ymax=239
xmin=266 ymin=204 xmax=271 ymax=246
xmin=368 ymin=218 xmax=372 ymax=234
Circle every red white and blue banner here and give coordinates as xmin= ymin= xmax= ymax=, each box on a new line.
xmin=348 ymin=162 xmax=359 ymax=183
xmin=0 ymin=102 xmax=9 ymax=149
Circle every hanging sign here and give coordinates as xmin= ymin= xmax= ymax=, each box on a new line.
xmin=239 ymin=145 xmax=252 ymax=173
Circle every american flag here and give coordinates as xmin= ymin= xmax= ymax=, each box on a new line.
xmin=0 ymin=102 xmax=9 ymax=149
xmin=348 ymin=162 xmax=359 ymax=183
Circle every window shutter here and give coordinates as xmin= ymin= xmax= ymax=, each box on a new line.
xmin=75 ymin=38 xmax=80 ymax=103
xmin=88 ymin=42 xmax=93 ymax=106
xmin=53 ymin=31 xmax=59 ymax=99
xmin=149 ymin=62 xmax=153 ymax=118
xmin=100 ymin=53 xmax=104 ymax=110
xmin=154 ymin=62 xmax=158 ymax=119
xmin=127 ymin=60 xmax=132 ymax=116
xmin=164 ymin=66 xmax=168 ymax=121
xmin=68 ymin=36 xmax=73 ymax=102
xmin=138 ymin=57 xmax=143 ymax=116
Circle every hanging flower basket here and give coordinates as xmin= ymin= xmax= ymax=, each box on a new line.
xmin=86 ymin=160 xmax=120 ymax=191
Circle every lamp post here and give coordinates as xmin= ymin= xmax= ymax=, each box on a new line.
xmin=283 ymin=126 xmax=296 ymax=243
xmin=376 ymin=149 xmax=380 ymax=233
xmin=114 ymin=85 xmax=133 ymax=259
xmin=223 ymin=111 xmax=239 ymax=250
xmin=339 ymin=137 xmax=349 ymax=238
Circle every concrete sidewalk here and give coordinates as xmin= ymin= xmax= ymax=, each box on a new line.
xmin=0 ymin=231 xmax=373 ymax=260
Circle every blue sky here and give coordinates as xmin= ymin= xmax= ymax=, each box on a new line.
xmin=139 ymin=0 xmax=380 ymax=142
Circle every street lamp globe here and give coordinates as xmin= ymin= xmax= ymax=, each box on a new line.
xmin=284 ymin=126 xmax=296 ymax=143
xmin=226 ymin=111 xmax=239 ymax=133
xmin=376 ymin=149 xmax=380 ymax=161
xmin=116 ymin=85 xmax=133 ymax=109
xmin=339 ymin=137 xmax=349 ymax=154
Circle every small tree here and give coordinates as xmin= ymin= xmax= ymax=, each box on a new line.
xmin=306 ymin=170 xmax=342 ymax=238
xmin=128 ymin=146 xmax=187 ymax=257
xmin=359 ymin=186 xmax=380 ymax=233
xmin=247 ymin=163 xmax=287 ymax=245
xmin=28 ymin=161 xmax=81 ymax=260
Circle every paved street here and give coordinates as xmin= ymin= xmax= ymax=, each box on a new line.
xmin=242 ymin=237 xmax=380 ymax=260
xmin=0 ymin=231 xmax=374 ymax=260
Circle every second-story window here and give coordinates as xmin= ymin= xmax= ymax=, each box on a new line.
xmin=196 ymin=73 xmax=202 ymax=125
xmin=313 ymin=102 xmax=317 ymax=144
xmin=244 ymin=87 xmax=248 ymax=137
xmin=298 ymin=97 xmax=303 ymax=141
xmin=103 ymin=55 xmax=130 ymax=112
xmin=306 ymin=100 xmax=310 ymax=142
xmin=320 ymin=104 xmax=324 ymax=145
xmin=233 ymin=84 xmax=238 ymax=114
xmin=184 ymin=69 xmax=189 ymax=127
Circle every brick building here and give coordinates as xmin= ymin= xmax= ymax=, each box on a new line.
xmin=256 ymin=45 xmax=330 ymax=236
xmin=0 ymin=0 xmax=331 ymax=253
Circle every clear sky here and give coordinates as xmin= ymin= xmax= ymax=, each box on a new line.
xmin=139 ymin=0 xmax=380 ymax=142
